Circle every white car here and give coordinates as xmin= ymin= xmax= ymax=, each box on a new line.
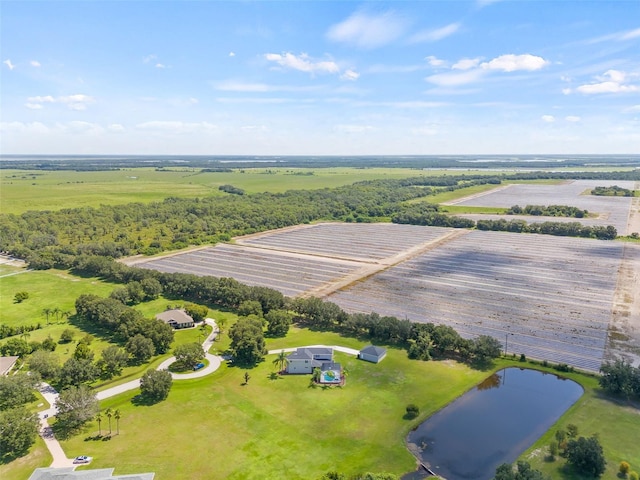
xmin=73 ymin=455 xmax=92 ymax=464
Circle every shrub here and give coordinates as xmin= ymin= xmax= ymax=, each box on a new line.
xmin=519 ymin=353 xmax=526 ymax=362
xmin=630 ymin=472 xmax=639 ymax=480
xmin=13 ymin=291 xmax=29 ymax=303
xmin=59 ymin=329 xmax=75 ymax=344
xmin=405 ymin=404 xmax=419 ymax=419
xmin=620 ymin=462 xmax=630 ymax=476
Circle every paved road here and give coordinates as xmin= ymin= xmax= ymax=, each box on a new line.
xmin=267 ymin=344 xmax=360 ymax=356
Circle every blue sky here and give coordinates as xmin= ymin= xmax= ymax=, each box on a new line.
xmin=1 ymin=1 xmax=639 ymax=155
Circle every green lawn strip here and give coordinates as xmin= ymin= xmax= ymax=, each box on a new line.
xmin=60 ymin=338 xmax=488 ymax=480
xmin=440 ymin=205 xmax=507 ymax=214
xmin=520 ymin=372 xmax=640 ymax=479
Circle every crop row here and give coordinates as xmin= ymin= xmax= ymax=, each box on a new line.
xmin=239 ymin=223 xmax=454 ymax=262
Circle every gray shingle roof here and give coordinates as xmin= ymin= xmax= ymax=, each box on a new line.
xmin=360 ymin=345 xmax=387 ymax=357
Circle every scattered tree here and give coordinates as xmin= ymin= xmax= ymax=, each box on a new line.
xmin=125 ymin=334 xmax=155 ymax=364
xmin=105 ymin=407 xmax=113 ymax=435
xmin=273 ymin=350 xmax=289 ymax=373
xmin=96 ymin=411 xmax=102 ymax=436
xmin=243 ymin=372 xmax=251 ymax=385
xmin=620 ymin=462 xmax=631 ymax=476
xmin=173 ymin=342 xmax=205 ymax=370
xmin=184 ymin=302 xmax=209 ymax=323
xmin=630 ymin=472 xmax=639 ymax=480
xmin=405 ymin=404 xmax=420 ymax=419
xmin=28 ymin=350 xmax=60 ymax=380
xmin=265 ymin=309 xmax=292 ymax=337
xmin=566 ymin=424 xmax=579 ymax=438
xmin=0 ymin=373 xmax=40 ymax=411
xmin=59 ymin=329 xmax=75 ymax=344
xmin=565 ymin=436 xmax=606 ymax=477
xmin=55 ymin=384 xmax=99 ymax=430
xmin=58 ymin=357 xmax=100 ymax=387
xmin=140 ymin=369 xmax=172 ymax=402
xmin=114 ymin=409 xmax=121 ymax=435
xmin=229 ymin=316 xmax=266 ymax=366
xmin=14 ymin=291 xmax=29 ymax=303
xmin=98 ymin=345 xmax=129 ymax=378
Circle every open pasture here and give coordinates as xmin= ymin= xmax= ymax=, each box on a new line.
xmin=328 ymin=230 xmax=635 ymax=372
xmin=447 ymin=180 xmax=636 ymax=235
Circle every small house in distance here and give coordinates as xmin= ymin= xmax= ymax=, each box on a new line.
xmin=285 ymin=347 xmax=334 ymax=374
xmin=155 ymin=309 xmax=194 ymax=329
xmin=0 ymin=356 xmax=19 ymax=376
xmin=359 ymin=345 xmax=387 ymax=363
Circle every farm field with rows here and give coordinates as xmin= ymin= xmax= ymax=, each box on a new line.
xmin=446 ymin=179 xmax=637 ymax=235
xmin=328 ymin=230 xmax=639 ymax=372
xmin=132 ymin=222 xmax=640 ymax=372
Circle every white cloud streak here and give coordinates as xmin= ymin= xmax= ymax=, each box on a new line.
xmin=566 ymin=70 xmax=639 ymax=95
xmin=326 ymin=10 xmax=408 ymax=48
xmin=3 ymin=59 xmax=15 ymax=70
xmin=410 ymin=23 xmax=461 ymax=43
xmin=264 ymin=52 xmax=339 ymax=74
xmin=30 ymin=60 xmax=41 ymax=67
xmin=25 ymin=94 xmax=95 ymax=110
xmin=541 ymin=115 xmax=555 ymax=123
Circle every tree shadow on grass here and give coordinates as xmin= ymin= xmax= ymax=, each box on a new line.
xmin=130 ymin=394 xmax=164 ymax=407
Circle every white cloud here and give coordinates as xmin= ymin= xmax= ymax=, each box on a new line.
xmin=136 ymin=121 xmax=218 ymax=134
xmin=155 ymin=63 xmax=166 ymax=69
xmin=229 ymin=52 xmax=236 ymax=57
xmin=0 ymin=121 xmax=49 ymax=133
xmin=264 ymin=52 xmax=339 ymax=74
xmin=30 ymin=60 xmax=41 ymax=67
xmin=108 ymin=124 xmax=125 ymax=132
xmin=620 ymin=28 xmax=640 ymax=40
xmin=426 ymin=69 xmax=485 ymax=87
xmin=368 ymin=64 xmax=423 ymax=73
xmin=452 ymin=58 xmax=481 ymax=70
xmin=410 ymin=23 xmax=460 ymax=43
xmin=569 ymin=70 xmax=639 ymax=95
xmin=326 ymin=10 xmax=408 ymax=48
xmin=541 ymin=115 xmax=555 ymax=123
xmin=340 ymin=69 xmax=360 ymax=81
xmin=565 ymin=116 xmax=581 ymax=122
xmin=334 ymin=124 xmax=375 ymax=133
xmin=426 ymin=53 xmax=548 ymax=87
xmin=25 ymin=94 xmax=95 ymax=110
xmin=481 ymin=54 xmax=548 ymax=72
xmin=3 ymin=59 xmax=15 ymax=70
xmin=426 ymin=56 xmax=446 ymax=67
xmin=143 ymin=54 xmax=157 ymax=63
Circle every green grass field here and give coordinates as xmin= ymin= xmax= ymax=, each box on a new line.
xmin=1 ymin=167 xmax=445 ymax=214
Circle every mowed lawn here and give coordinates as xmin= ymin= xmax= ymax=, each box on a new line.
xmin=62 ymin=342 xmax=488 ymax=480
xmin=0 ymin=269 xmax=118 ymax=328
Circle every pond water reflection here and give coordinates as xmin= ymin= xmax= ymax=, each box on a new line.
xmin=405 ymin=368 xmax=583 ymax=480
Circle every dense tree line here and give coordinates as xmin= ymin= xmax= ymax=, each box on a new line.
xmin=476 ymin=219 xmax=617 ymax=239
xmin=506 ymin=205 xmax=588 ymax=218
xmin=0 ymin=373 xmax=41 ymax=459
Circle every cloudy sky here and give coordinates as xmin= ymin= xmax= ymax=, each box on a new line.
xmin=1 ymin=1 xmax=639 ymax=155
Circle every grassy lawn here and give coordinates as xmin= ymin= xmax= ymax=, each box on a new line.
xmin=60 ymin=329 xmax=488 ymax=480
xmin=520 ymin=370 xmax=640 ymax=479
xmin=0 ymin=435 xmax=52 ymax=480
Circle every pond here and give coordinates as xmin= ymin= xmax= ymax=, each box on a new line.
xmin=405 ymin=368 xmax=583 ymax=480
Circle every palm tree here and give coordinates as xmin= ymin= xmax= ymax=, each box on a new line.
xmin=105 ymin=408 xmax=113 ymax=435
xmin=272 ymin=350 xmax=289 ymax=373
xmin=52 ymin=307 xmax=61 ymax=322
xmin=216 ymin=318 xmax=226 ymax=340
xmin=114 ymin=409 xmax=121 ymax=435
xmin=96 ymin=411 xmax=102 ymax=436
xmin=42 ymin=308 xmax=52 ymax=326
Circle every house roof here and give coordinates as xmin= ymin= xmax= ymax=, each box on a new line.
xmin=360 ymin=345 xmax=387 ymax=357
xmin=0 ymin=356 xmax=19 ymax=376
xmin=287 ymin=347 xmax=333 ymax=361
xmin=29 ymin=468 xmax=155 ymax=480
xmin=321 ymin=361 xmax=341 ymax=371
xmin=155 ymin=309 xmax=194 ymax=325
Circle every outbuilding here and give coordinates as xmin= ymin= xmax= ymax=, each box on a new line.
xmin=359 ymin=345 xmax=387 ymax=363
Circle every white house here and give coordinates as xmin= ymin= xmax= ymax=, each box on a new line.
xmin=285 ymin=347 xmax=334 ymax=374
xmin=359 ymin=345 xmax=387 ymax=363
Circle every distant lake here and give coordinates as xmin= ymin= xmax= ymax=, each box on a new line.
xmin=405 ymin=368 xmax=583 ymax=480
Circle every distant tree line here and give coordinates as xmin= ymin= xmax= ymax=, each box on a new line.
xmin=506 ymin=205 xmax=588 ymax=218
xmin=591 ymin=185 xmax=635 ymax=197
xmin=475 ymin=219 xmax=617 ymax=240
xmin=218 ymin=184 xmax=245 ymax=195
xmin=2 ymin=171 xmax=634 ymax=269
